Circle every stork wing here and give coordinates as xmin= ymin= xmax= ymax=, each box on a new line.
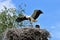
xmin=31 ymin=10 xmax=43 ymax=19
xmin=16 ymin=14 xmax=28 ymax=22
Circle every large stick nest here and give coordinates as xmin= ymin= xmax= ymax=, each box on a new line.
xmin=3 ymin=27 xmax=50 ymax=40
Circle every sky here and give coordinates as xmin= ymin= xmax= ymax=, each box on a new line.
xmin=0 ymin=0 xmax=60 ymax=40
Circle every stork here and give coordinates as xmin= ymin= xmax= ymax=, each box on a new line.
xmin=16 ymin=10 xmax=43 ymax=23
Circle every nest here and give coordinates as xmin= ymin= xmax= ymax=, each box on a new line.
xmin=3 ymin=27 xmax=50 ymax=40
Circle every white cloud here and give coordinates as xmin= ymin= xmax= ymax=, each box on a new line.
xmin=0 ymin=0 xmax=15 ymax=10
xmin=0 ymin=0 xmax=16 ymax=16
xmin=49 ymin=24 xmax=60 ymax=40
xmin=50 ymin=26 xmax=56 ymax=29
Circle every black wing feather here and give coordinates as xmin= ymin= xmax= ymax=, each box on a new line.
xmin=16 ymin=16 xmax=28 ymax=22
xmin=31 ymin=10 xmax=43 ymax=19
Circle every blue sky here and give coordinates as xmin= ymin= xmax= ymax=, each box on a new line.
xmin=0 ymin=0 xmax=60 ymax=40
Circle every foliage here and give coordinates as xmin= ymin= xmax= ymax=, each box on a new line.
xmin=0 ymin=6 xmax=25 ymax=34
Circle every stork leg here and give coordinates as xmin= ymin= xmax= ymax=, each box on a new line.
xmin=29 ymin=21 xmax=33 ymax=27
